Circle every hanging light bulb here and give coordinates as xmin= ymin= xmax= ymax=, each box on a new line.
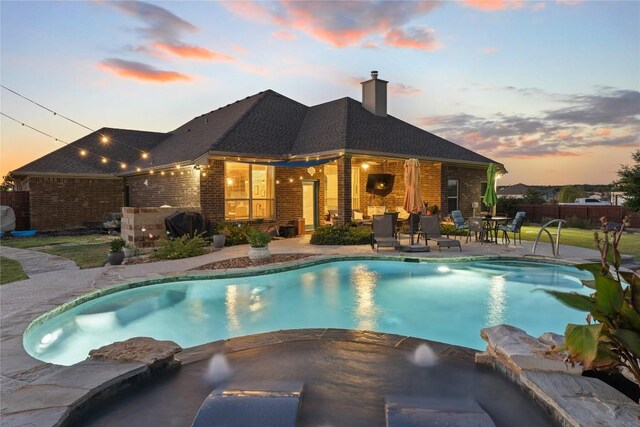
xmin=202 ymin=172 xmax=207 ymax=177
xmin=176 ymin=164 xmax=181 ymax=169
xmin=120 ymin=163 xmax=127 ymax=169
xmin=79 ymin=149 xmax=87 ymax=156
xmin=141 ymin=152 xmax=149 ymax=159
xmin=161 ymin=171 xmax=165 ymax=176
xmin=136 ymin=167 xmax=142 ymax=172
xmin=149 ymin=170 xmax=154 ymax=175
xmin=101 ymin=135 xmax=109 ymax=144
xmin=101 ymin=157 xmax=108 ymax=164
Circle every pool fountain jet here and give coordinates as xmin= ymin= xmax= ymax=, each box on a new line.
xmin=412 ymin=343 xmax=438 ymax=367
xmin=205 ymin=353 xmax=233 ymax=384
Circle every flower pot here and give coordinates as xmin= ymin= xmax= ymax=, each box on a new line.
xmin=248 ymin=245 xmax=270 ymax=261
xmin=108 ymin=251 xmax=125 ymax=265
xmin=213 ymin=234 xmax=226 ymax=249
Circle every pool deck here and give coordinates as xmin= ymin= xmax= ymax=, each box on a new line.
xmin=0 ymin=237 xmax=632 ymax=426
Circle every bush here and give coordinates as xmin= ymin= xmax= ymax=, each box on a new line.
xmin=246 ymin=227 xmax=271 ymax=247
xmin=310 ymin=225 xmax=372 ymax=245
xmin=496 ymin=197 xmax=519 ymax=217
xmin=150 ymin=234 xmax=207 ymax=260
xmin=440 ymin=223 xmax=467 ymax=237
xmin=110 ymin=238 xmax=126 ymax=252
xmin=565 ymin=215 xmax=595 ymax=229
xmin=220 ymin=223 xmax=251 ymax=246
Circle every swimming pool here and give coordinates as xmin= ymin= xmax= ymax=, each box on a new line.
xmin=25 ymin=260 xmax=593 ymax=366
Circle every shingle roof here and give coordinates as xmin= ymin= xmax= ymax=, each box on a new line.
xmin=497 ymin=183 xmax=529 ymax=195
xmin=12 ymin=128 xmax=167 ymax=176
xmin=13 ymin=89 xmax=502 ymax=176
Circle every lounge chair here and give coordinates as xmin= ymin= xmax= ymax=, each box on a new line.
xmin=498 ymin=211 xmax=526 ymax=244
xmin=371 ymin=214 xmax=400 ymax=252
xmin=419 ymin=215 xmax=462 ymax=252
xmin=450 ymin=210 xmax=468 ymax=240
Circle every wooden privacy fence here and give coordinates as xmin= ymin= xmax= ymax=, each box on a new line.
xmin=0 ymin=191 xmax=31 ymax=231
xmin=516 ymin=204 xmax=640 ymax=227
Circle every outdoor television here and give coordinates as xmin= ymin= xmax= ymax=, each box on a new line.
xmin=365 ymin=173 xmax=394 ymax=196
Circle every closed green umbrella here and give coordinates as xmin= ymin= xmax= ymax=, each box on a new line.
xmin=483 ymin=163 xmax=498 ymax=214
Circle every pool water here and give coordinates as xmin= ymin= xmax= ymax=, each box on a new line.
xmin=25 ymin=260 xmax=593 ymax=366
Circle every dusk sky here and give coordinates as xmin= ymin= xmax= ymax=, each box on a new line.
xmin=1 ymin=0 xmax=638 ymax=185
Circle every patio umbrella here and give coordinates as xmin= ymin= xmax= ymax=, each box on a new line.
xmin=403 ymin=159 xmax=422 ymax=244
xmin=483 ymin=163 xmax=498 ymax=215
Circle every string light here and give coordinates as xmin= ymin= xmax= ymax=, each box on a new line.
xmin=101 ymin=157 xmax=108 ymax=164
xmin=149 ymin=170 xmax=154 ymax=175
xmin=136 ymin=167 xmax=141 ymax=172
xmin=120 ymin=163 xmax=127 ymax=169
xmin=202 ymin=172 xmax=207 ymax=177
xmin=1 ymin=85 xmax=150 ymax=158
xmin=141 ymin=152 xmax=149 ymax=159
xmin=101 ymin=135 xmax=109 ymax=144
xmin=161 ymin=171 xmax=165 ymax=176
xmin=79 ymin=149 xmax=87 ymax=156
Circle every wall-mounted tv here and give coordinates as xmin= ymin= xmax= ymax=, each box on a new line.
xmin=365 ymin=173 xmax=394 ymax=197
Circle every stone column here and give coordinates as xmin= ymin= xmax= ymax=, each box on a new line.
xmin=336 ymin=156 xmax=352 ymax=225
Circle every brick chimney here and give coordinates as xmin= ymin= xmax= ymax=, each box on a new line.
xmin=361 ymin=70 xmax=388 ymax=117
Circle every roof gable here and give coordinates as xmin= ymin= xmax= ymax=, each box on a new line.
xmin=12 ymin=128 xmax=167 ymax=176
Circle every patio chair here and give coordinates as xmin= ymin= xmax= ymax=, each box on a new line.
xmin=451 ymin=210 xmax=469 ymax=240
xmin=419 ymin=215 xmax=461 ymax=252
xmin=371 ymin=214 xmax=399 ymax=252
xmin=328 ymin=210 xmax=338 ymax=225
xmin=466 ymin=216 xmax=486 ymax=244
xmin=498 ymin=211 xmax=526 ymax=244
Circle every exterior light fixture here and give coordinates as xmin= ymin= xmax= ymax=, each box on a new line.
xmin=307 ymin=167 xmax=316 ymax=176
xmin=227 ymin=178 xmax=233 ymax=185
xmin=194 ymin=165 xmax=201 ymax=171
xmin=362 ymin=163 xmax=370 ymax=170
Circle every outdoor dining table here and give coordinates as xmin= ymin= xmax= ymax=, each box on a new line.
xmin=481 ymin=216 xmax=511 ymax=243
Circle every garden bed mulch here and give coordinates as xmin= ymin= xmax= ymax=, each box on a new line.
xmin=193 ymin=254 xmax=315 ymax=270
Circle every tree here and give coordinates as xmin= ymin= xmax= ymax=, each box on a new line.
xmin=521 ymin=188 xmax=545 ymax=204
xmin=616 ymin=149 xmax=640 ymax=212
xmin=0 ymin=175 xmax=14 ymax=191
xmin=558 ymin=185 xmax=585 ymax=203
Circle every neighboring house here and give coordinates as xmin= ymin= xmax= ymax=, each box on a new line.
xmin=11 ymin=72 xmax=506 ymax=233
xmin=497 ymin=183 xmax=529 ymax=199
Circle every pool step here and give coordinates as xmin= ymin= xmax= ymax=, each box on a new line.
xmin=385 ymin=396 xmax=495 ymax=427
xmin=191 ymin=381 xmax=304 ymax=427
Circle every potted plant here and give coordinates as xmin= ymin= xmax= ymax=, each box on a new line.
xmin=426 ymin=204 xmax=438 ymax=215
xmin=212 ymin=222 xmax=227 ymax=249
xmin=246 ymin=227 xmax=272 ymax=261
xmin=108 ymin=238 xmax=126 ymax=265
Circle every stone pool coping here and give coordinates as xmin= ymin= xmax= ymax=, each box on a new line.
xmin=0 ymin=254 xmax=601 ymax=426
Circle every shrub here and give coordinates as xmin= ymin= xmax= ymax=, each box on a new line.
xmin=150 ymin=234 xmax=207 ymax=260
xmin=221 ymin=223 xmax=251 ymax=246
xmin=110 ymin=238 xmax=126 ymax=252
xmin=565 ymin=215 xmax=595 ymax=229
xmin=440 ymin=223 xmax=467 ymax=237
xmin=545 ymin=217 xmax=640 ymax=385
xmin=496 ymin=197 xmax=519 ymax=217
xmin=310 ymin=225 xmax=372 ymax=245
xmin=246 ymin=227 xmax=271 ymax=247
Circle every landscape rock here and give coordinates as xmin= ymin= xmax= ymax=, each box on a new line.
xmin=89 ymin=337 xmax=182 ymax=369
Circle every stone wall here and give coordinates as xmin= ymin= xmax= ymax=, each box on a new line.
xmin=27 ymin=176 xmax=123 ymax=230
xmin=125 ymin=169 xmax=200 ymax=208
xmin=121 ymin=206 xmax=201 ymax=247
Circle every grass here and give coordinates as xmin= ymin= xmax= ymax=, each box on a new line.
xmin=0 ymin=234 xmax=112 ymax=249
xmin=0 ymin=256 xmax=28 ymax=284
xmin=39 ymin=243 xmax=111 ymax=269
xmin=520 ymin=225 xmax=640 ymax=260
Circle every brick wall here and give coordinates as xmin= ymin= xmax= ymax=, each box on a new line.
xmin=354 ymin=159 xmax=442 ymax=216
xmin=121 ymin=206 xmax=201 ymax=247
xmin=28 ymin=176 xmax=123 ymax=230
xmin=441 ymin=164 xmax=487 ymax=217
xmin=200 ymin=160 xmax=225 ymax=224
xmin=125 ymin=169 xmax=200 ymax=208
xmin=336 ymin=156 xmax=352 ymax=225
xmin=275 ymin=166 xmax=325 ymax=228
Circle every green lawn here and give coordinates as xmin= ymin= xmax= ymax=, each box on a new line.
xmin=39 ymin=243 xmax=111 ymax=269
xmin=520 ymin=226 xmax=640 ymax=260
xmin=0 ymin=234 xmax=112 ymax=249
xmin=0 ymin=256 xmax=28 ymax=284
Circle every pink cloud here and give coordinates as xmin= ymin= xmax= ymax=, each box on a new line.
xmin=238 ymin=63 xmax=270 ymax=76
xmin=389 ymin=83 xmax=421 ymax=95
xmin=153 ymin=42 xmax=236 ymax=61
xmin=531 ymin=2 xmax=546 ymax=12
xmin=272 ymin=30 xmax=297 ymax=41
xmin=222 ymin=0 xmax=440 ymax=48
xmin=383 ymin=27 xmax=441 ymax=51
xmin=461 ymin=0 xmax=524 ymax=11
xmin=99 ymin=58 xmax=190 ymax=82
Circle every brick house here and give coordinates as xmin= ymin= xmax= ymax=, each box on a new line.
xmin=11 ymin=72 xmax=506 ymax=233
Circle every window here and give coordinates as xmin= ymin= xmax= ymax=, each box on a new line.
xmin=447 ymin=179 xmax=458 ymax=213
xmin=324 ymin=164 xmax=360 ymax=212
xmin=225 ymin=162 xmax=274 ymax=220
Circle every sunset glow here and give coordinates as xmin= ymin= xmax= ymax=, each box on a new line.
xmin=1 ymin=0 xmax=638 ymax=184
